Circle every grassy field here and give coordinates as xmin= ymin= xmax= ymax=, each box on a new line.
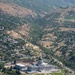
xmin=50 ymin=72 xmax=63 ymax=75
xmin=21 ymin=73 xmax=45 ymax=75
xmin=21 ymin=71 xmax=63 ymax=75
xmin=20 ymin=69 xmax=74 ymax=75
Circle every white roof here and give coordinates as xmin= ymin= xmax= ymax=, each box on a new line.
xmin=16 ymin=63 xmax=25 ymax=67
xmin=41 ymin=62 xmax=49 ymax=66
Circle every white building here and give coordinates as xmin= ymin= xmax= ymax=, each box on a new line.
xmin=27 ymin=56 xmax=54 ymax=72
xmin=14 ymin=63 xmax=25 ymax=70
xmin=14 ymin=56 xmax=60 ymax=73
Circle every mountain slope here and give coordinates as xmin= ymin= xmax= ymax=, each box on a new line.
xmin=0 ymin=2 xmax=36 ymax=17
xmin=34 ymin=7 xmax=75 ymax=70
xmin=0 ymin=0 xmax=75 ymax=72
xmin=0 ymin=0 xmax=75 ymax=14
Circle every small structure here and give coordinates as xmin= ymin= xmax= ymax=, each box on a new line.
xmin=27 ymin=56 xmax=56 ymax=73
xmin=14 ymin=55 xmax=60 ymax=73
xmin=14 ymin=63 xmax=25 ymax=70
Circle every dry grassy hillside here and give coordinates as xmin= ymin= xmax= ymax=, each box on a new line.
xmin=0 ymin=2 xmax=36 ymax=17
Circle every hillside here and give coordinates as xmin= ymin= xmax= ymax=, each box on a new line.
xmin=34 ymin=7 xmax=75 ymax=70
xmin=0 ymin=2 xmax=36 ymax=17
xmin=0 ymin=1 xmax=44 ymax=64
xmin=0 ymin=0 xmax=75 ymax=14
xmin=0 ymin=0 xmax=75 ymax=75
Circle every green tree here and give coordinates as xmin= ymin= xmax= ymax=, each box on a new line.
xmin=0 ymin=62 xmax=4 ymax=70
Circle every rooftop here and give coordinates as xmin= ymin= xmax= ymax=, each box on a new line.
xmin=16 ymin=63 xmax=25 ymax=67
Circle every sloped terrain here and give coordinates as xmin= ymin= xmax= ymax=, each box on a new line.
xmin=0 ymin=1 xmax=44 ymax=64
xmin=0 ymin=0 xmax=75 ymax=14
xmin=0 ymin=2 xmax=36 ymax=17
xmin=0 ymin=0 xmax=75 ymax=74
xmin=35 ymin=7 xmax=75 ymax=70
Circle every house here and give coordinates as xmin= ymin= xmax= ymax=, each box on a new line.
xmin=14 ymin=63 xmax=25 ymax=70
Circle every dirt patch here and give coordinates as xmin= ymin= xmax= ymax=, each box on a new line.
xmin=60 ymin=27 xmax=75 ymax=31
xmin=6 ymin=30 xmax=22 ymax=39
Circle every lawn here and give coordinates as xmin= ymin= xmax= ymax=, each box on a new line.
xmin=50 ymin=72 xmax=63 ymax=75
